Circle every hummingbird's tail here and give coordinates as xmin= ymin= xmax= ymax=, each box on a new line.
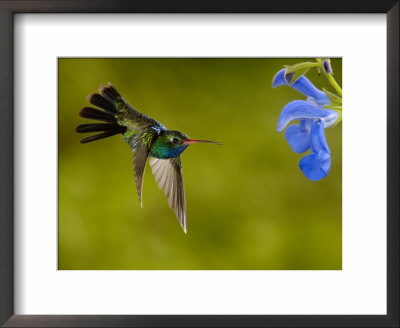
xmin=76 ymin=83 xmax=127 ymax=143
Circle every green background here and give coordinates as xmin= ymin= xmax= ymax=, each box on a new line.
xmin=58 ymin=58 xmax=342 ymax=270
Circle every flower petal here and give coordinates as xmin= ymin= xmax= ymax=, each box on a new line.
xmin=272 ymin=68 xmax=288 ymax=88
xmin=306 ymin=96 xmax=324 ymax=109
xmin=277 ymin=100 xmax=339 ymax=132
xmin=299 ymin=153 xmax=329 ymax=181
xmin=299 ymin=119 xmax=331 ymax=181
xmin=284 ymin=120 xmax=311 ymax=153
xmin=309 ymin=119 xmax=330 ymax=155
xmin=272 ymin=68 xmax=330 ymax=106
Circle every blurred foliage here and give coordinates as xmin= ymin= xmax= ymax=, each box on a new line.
xmin=58 ymin=58 xmax=342 ymax=270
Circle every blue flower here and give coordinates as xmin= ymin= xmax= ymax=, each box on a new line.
xmin=299 ymin=119 xmax=331 ymax=181
xmin=272 ymin=68 xmax=330 ymax=107
xmin=273 ymin=68 xmax=339 ymax=181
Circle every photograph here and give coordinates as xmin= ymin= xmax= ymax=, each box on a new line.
xmin=1 ymin=0 xmax=397 ymax=326
xmin=58 ymin=57 xmax=342 ymax=270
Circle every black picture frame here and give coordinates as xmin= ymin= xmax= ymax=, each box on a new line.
xmin=0 ymin=1 xmax=398 ymax=327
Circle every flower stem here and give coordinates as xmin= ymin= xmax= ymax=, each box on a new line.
xmin=316 ymin=58 xmax=342 ymax=97
xmin=325 ymin=73 xmax=342 ymax=97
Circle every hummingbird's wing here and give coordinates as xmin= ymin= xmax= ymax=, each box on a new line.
xmin=149 ymin=156 xmax=187 ymax=233
xmin=129 ymin=131 xmax=158 ymax=207
xmin=133 ymin=144 xmax=149 ymax=207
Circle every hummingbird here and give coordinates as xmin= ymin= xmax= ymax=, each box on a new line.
xmin=76 ymin=83 xmax=221 ymax=233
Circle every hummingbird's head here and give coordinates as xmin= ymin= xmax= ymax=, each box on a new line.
xmin=150 ymin=130 xmax=221 ymax=159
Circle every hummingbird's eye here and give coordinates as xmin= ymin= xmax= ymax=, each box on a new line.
xmin=172 ymin=137 xmax=179 ymax=144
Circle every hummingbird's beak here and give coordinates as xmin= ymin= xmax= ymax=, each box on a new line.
xmin=184 ymin=139 xmax=222 ymax=145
